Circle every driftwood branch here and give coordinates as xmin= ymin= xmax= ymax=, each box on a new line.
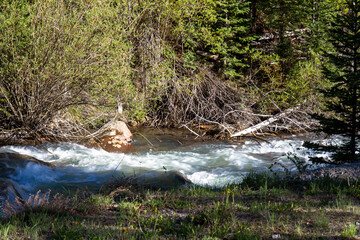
xmin=181 ymin=124 xmax=201 ymax=138
xmin=195 ymin=114 xmax=234 ymax=135
xmin=231 ymin=105 xmax=300 ymax=137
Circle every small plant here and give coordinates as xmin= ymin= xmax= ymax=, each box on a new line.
xmin=341 ymin=223 xmax=357 ymax=238
xmin=0 ymin=224 xmax=11 ymax=240
xmin=240 ymin=171 xmax=282 ymax=190
xmin=314 ymin=211 xmax=329 ymax=228
xmin=267 ymin=212 xmax=276 ymax=230
xmin=269 ymin=151 xmax=310 ymax=175
xmin=88 ymin=195 xmax=114 ymax=207
xmin=349 ymin=182 xmax=360 ymax=199
xmin=287 ymin=152 xmax=311 ymax=174
xmin=225 ymin=188 xmax=235 ymax=204
xmin=295 ymin=222 xmax=303 ymax=237
xmin=335 ymin=192 xmax=352 ymax=209
xmin=53 ymin=224 xmax=86 ymax=240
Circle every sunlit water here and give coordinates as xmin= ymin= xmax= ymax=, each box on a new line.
xmin=0 ymin=130 xmax=340 ymax=195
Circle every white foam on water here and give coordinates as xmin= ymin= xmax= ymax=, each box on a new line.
xmin=9 ymin=163 xmax=59 ymax=191
xmin=0 ymin=135 xmax=344 ymax=190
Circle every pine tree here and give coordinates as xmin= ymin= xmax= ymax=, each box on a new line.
xmin=303 ymin=0 xmax=338 ymax=55
xmin=208 ymin=0 xmax=253 ymax=79
xmin=305 ymin=0 xmax=360 ymax=163
xmin=256 ymin=0 xmax=308 ymax=76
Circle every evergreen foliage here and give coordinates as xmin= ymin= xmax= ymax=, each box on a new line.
xmin=207 ymin=0 xmax=254 ymax=79
xmin=256 ymin=0 xmax=308 ymax=75
xmin=303 ymin=0 xmax=338 ymax=55
xmin=306 ymin=0 xmax=360 ymax=162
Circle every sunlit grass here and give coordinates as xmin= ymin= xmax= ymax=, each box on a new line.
xmin=341 ymin=223 xmax=357 ymax=238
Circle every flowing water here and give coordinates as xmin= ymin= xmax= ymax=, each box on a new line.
xmin=0 ymin=129 xmax=339 ymax=195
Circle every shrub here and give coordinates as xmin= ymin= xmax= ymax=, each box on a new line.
xmin=0 ymin=0 xmax=133 ymax=139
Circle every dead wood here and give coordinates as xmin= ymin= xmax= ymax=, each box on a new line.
xmin=231 ymin=105 xmax=309 ymax=137
xmin=148 ymin=66 xmax=259 ymax=130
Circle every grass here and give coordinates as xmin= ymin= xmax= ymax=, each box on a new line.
xmin=342 ymin=223 xmax=357 ymax=238
xmin=1 ymin=172 xmax=360 ymax=239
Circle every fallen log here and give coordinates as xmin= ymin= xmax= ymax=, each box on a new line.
xmin=231 ymin=105 xmax=300 ymax=137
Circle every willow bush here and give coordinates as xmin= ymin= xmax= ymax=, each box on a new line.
xmin=0 ymin=0 xmax=237 ymax=138
xmin=0 ymin=0 xmax=136 ymax=139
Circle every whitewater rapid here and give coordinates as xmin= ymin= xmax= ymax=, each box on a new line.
xmin=0 ymin=133 xmax=336 ymax=193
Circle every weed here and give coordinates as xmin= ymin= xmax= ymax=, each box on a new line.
xmin=335 ymin=192 xmax=352 ymax=209
xmin=88 ymin=195 xmax=114 ymax=206
xmin=287 ymin=152 xmax=311 ymax=173
xmin=0 ymin=223 xmax=12 ymax=239
xmin=249 ymin=201 xmax=264 ymax=214
xmin=53 ymin=224 xmax=86 ymax=240
xmin=314 ymin=211 xmax=329 ymax=228
xmin=267 ymin=212 xmax=276 ymax=230
xmin=295 ymin=222 xmax=303 ymax=237
xmin=225 ymin=188 xmax=235 ymax=204
xmin=341 ymin=223 xmax=357 ymax=238
xmin=241 ymin=171 xmax=282 ymax=190
xmin=269 ymin=151 xmax=310 ymax=175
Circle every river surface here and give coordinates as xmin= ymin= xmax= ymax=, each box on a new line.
xmin=0 ymin=129 xmax=339 ymax=194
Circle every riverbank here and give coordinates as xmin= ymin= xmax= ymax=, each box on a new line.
xmin=1 ymin=172 xmax=360 ymax=239
xmin=295 ymin=161 xmax=360 ymax=182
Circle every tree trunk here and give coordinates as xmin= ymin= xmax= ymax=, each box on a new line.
xmin=350 ymin=55 xmax=358 ymax=157
xmin=231 ymin=105 xmax=299 ymax=137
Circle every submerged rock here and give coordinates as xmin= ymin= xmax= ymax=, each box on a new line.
xmin=108 ymin=171 xmax=192 ymax=200
xmin=133 ymin=170 xmax=192 ymax=189
xmin=0 ymin=152 xmax=54 ymax=178
xmin=0 ymin=178 xmax=26 ymax=203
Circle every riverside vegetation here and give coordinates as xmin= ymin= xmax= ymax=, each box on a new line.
xmin=1 ymin=0 xmax=359 ymax=158
xmin=0 ymin=0 xmax=341 ymax=142
xmin=1 ymin=172 xmax=360 ymax=239
xmin=1 ymin=0 xmax=360 ymax=238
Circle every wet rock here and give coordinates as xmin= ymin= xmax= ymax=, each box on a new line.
xmin=0 ymin=152 xmax=54 ymax=178
xmin=132 ymin=170 xmax=192 ymax=190
xmin=99 ymin=121 xmax=134 ymax=153
xmin=0 ymin=178 xmax=26 ymax=203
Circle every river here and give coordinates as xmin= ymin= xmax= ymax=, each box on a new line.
xmin=0 ymin=129 xmax=339 ymax=194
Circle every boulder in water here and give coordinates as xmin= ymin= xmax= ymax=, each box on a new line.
xmin=0 ymin=178 xmax=26 ymax=203
xmin=0 ymin=152 xmax=54 ymax=178
xmin=132 ymin=170 xmax=192 ymax=189
xmin=98 ymin=121 xmax=134 ymax=153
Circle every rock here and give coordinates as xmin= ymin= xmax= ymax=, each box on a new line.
xmin=105 ymin=121 xmax=133 ymax=140
xmin=293 ymin=162 xmax=360 ymax=182
xmin=99 ymin=121 xmax=134 ymax=153
xmin=0 ymin=152 xmax=54 ymax=178
xmin=272 ymin=234 xmax=281 ymax=239
xmin=132 ymin=170 xmax=192 ymax=189
xmin=0 ymin=178 xmax=28 ymax=218
xmin=0 ymin=178 xmax=26 ymax=203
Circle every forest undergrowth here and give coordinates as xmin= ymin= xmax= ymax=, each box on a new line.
xmin=0 ymin=0 xmax=330 ymax=143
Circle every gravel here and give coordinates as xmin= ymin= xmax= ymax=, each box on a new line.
xmin=294 ymin=162 xmax=360 ymax=182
